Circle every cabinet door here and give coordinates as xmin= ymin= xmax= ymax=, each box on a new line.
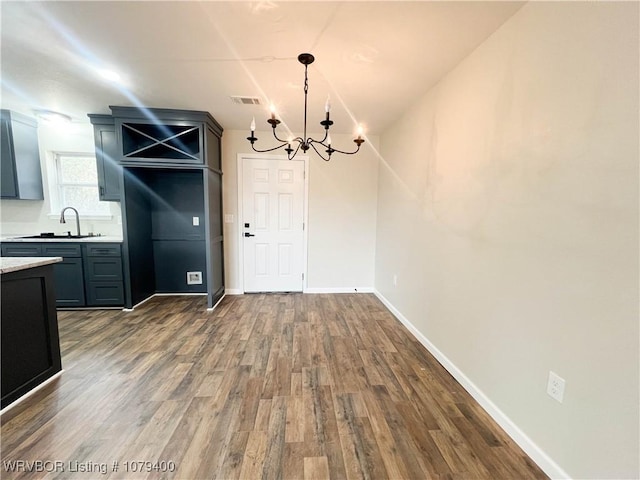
xmin=1 ymin=115 xmax=17 ymax=198
xmin=94 ymin=123 xmax=121 ymax=201
xmin=0 ymin=110 xmax=43 ymax=200
xmin=53 ymin=258 xmax=85 ymax=307
xmin=85 ymin=257 xmax=122 ymax=281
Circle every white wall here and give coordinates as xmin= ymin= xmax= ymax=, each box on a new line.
xmin=222 ymin=129 xmax=379 ymax=293
xmin=0 ymin=121 xmax=122 ymax=237
xmin=374 ymin=3 xmax=638 ymax=479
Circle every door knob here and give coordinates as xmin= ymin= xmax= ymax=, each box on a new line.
xmin=244 ymin=232 xmax=255 ymax=237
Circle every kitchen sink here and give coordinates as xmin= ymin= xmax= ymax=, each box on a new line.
xmin=20 ymin=234 xmax=93 ymax=239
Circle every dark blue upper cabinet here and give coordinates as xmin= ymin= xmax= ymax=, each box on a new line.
xmin=0 ymin=110 xmax=44 ymax=200
xmin=88 ymin=114 xmax=121 ymax=202
xmin=109 ymin=107 xmax=223 ymax=169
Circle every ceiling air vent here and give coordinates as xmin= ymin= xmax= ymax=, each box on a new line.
xmin=230 ymin=96 xmax=262 ymax=106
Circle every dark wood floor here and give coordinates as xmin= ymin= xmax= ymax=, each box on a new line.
xmin=2 ymin=294 xmax=547 ymax=479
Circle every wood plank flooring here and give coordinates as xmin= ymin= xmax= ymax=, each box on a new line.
xmin=1 ymin=294 xmax=548 ymax=479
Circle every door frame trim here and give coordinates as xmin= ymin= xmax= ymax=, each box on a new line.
xmin=236 ymin=153 xmax=309 ymax=293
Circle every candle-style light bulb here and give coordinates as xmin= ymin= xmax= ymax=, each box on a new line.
xmin=270 ymin=104 xmax=276 ymax=120
xmin=356 ymin=125 xmax=364 ymax=139
xmin=250 ymin=117 xmax=256 ymax=132
xmin=326 ymin=133 xmax=332 ymax=145
xmin=325 ymin=95 xmax=331 ymax=113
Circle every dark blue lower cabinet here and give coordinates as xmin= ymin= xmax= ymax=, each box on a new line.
xmin=0 ymin=242 xmax=125 ymax=308
xmin=84 ymin=244 xmax=124 ymax=307
xmin=53 ymin=258 xmax=86 ymax=308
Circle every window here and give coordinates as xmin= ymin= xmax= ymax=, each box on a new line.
xmin=53 ymin=152 xmax=110 ymax=216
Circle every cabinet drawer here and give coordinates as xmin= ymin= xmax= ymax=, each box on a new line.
xmin=85 ymin=244 xmax=121 ymax=257
xmin=85 ymin=257 xmax=122 ymax=281
xmin=42 ymin=244 xmax=81 ymax=257
xmin=1 ymin=244 xmax=43 ymax=256
xmin=86 ymin=282 xmax=124 ymax=306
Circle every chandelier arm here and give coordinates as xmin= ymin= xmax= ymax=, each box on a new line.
xmin=272 ymin=128 xmax=297 ymax=145
xmin=250 ymin=142 xmax=290 ymax=154
xmin=321 ymin=142 xmax=362 ymax=156
xmin=308 ymin=141 xmax=330 ymax=162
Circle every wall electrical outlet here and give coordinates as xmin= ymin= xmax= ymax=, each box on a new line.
xmin=192 ymin=216 xmax=200 ymax=226
xmin=186 ymin=271 xmax=203 ymax=285
xmin=547 ymin=371 xmax=566 ymax=403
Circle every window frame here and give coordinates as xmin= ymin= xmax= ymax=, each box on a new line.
xmin=49 ymin=151 xmax=112 ymax=219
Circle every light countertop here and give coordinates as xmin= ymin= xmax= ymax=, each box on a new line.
xmin=0 ymin=257 xmax=63 ymax=274
xmin=1 ymin=235 xmax=123 ymax=243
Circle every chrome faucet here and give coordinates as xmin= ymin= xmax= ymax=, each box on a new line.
xmin=60 ymin=207 xmax=81 ymax=237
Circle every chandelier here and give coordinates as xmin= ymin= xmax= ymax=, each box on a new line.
xmin=247 ymin=53 xmax=365 ymax=161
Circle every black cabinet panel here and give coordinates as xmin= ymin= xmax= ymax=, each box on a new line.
xmin=0 ymin=110 xmax=43 ymax=200
xmin=1 ymin=265 xmax=61 ymax=408
xmin=2 ymin=276 xmax=51 ymax=395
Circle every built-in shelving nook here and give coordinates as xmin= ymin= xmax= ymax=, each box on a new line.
xmin=89 ymin=107 xmax=224 ymax=309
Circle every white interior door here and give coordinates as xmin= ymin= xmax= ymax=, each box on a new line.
xmin=242 ymin=157 xmax=305 ymax=292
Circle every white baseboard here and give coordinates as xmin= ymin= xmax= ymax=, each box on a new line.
xmin=374 ymin=290 xmax=570 ymax=480
xmin=206 ymin=293 xmax=226 ymax=311
xmin=304 ymin=287 xmax=375 ymax=294
xmin=224 ymin=289 xmax=244 ymax=295
xmin=0 ymin=371 xmax=64 ymax=415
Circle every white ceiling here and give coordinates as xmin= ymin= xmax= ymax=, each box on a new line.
xmin=1 ymin=1 xmax=524 ymax=135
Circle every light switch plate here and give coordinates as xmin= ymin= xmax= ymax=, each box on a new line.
xmin=224 ymin=214 xmax=234 ymax=223
xmin=192 ymin=216 xmax=200 ymax=226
